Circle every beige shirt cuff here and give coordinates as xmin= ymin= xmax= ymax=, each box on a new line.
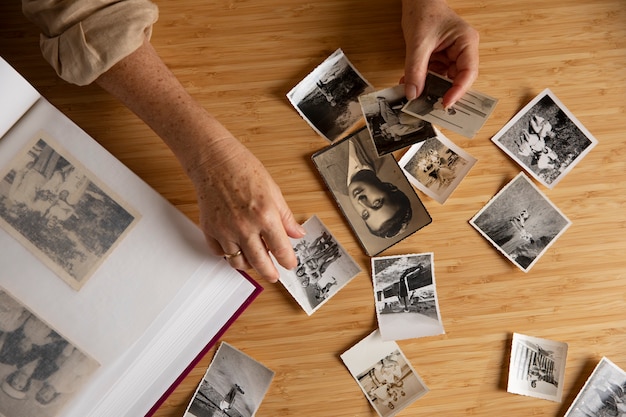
xmin=23 ymin=0 xmax=159 ymax=86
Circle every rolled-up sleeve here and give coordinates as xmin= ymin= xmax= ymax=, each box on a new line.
xmin=22 ymin=0 xmax=159 ymax=86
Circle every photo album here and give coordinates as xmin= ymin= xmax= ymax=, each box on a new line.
xmin=0 ymin=57 xmax=261 ymax=417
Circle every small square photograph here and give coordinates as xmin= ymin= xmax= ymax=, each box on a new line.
xmin=276 ymin=215 xmax=361 ymax=316
xmin=507 ymin=332 xmax=568 ymax=402
xmin=341 ymin=329 xmax=429 ymax=417
xmin=183 ymin=342 xmax=274 ymax=417
xmin=371 ymin=253 xmax=444 ymax=342
xmin=0 ymin=131 xmax=139 ymax=290
xmin=0 ymin=288 xmax=99 ymax=417
xmin=287 ymin=48 xmax=374 ymax=142
xmin=491 ymin=88 xmax=598 ymax=189
xmin=399 ymin=128 xmax=477 ymax=204
xmin=564 ymin=357 xmax=626 ymax=417
xmin=401 ymin=71 xmax=498 ymax=138
xmin=470 ymin=172 xmax=571 ymax=272
xmin=312 ymin=127 xmax=432 ymax=256
xmin=359 ymin=85 xmax=436 ymax=156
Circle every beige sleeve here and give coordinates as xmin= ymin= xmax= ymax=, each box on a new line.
xmin=22 ymin=0 xmax=159 ymax=86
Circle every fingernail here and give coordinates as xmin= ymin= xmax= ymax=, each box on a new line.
xmin=405 ymin=84 xmax=418 ymax=101
xmin=297 ymin=224 xmax=306 ymax=236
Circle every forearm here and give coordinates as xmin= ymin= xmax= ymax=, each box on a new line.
xmin=95 ymin=37 xmax=236 ymax=181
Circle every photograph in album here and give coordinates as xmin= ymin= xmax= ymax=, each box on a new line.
xmin=0 ymin=289 xmax=99 ymax=417
xmin=0 ymin=131 xmax=139 ymax=290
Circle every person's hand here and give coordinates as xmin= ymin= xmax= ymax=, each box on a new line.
xmin=401 ymin=0 xmax=479 ymax=108
xmin=188 ymin=134 xmax=306 ymax=283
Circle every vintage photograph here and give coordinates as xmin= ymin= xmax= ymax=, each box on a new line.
xmin=507 ymin=333 xmax=568 ymax=402
xmin=399 ymin=128 xmax=477 ymax=204
xmin=470 ymin=172 xmax=571 ymax=272
xmin=287 ymin=48 xmax=374 ymax=142
xmin=0 ymin=132 xmax=139 ymax=290
xmin=359 ymin=85 xmax=436 ymax=156
xmin=371 ymin=253 xmax=444 ymax=342
xmin=401 ymin=71 xmax=498 ymax=138
xmin=184 ymin=342 xmax=274 ymax=417
xmin=341 ymin=330 xmax=428 ymax=417
xmin=0 ymin=289 xmax=99 ymax=417
xmin=312 ymin=127 xmax=432 ymax=256
xmin=564 ymin=357 xmax=626 ymax=417
xmin=491 ymin=88 xmax=598 ymax=189
xmin=276 ymin=215 xmax=360 ymax=316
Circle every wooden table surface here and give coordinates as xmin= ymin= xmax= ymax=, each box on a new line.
xmin=1 ymin=0 xmax=625 ymax=416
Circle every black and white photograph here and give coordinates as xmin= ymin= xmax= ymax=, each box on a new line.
xmin=0 ymin=132 xmax=139 ymax=290
xmin=564 ymin=357 xmax=626 ymax=417
xmin=491 ymin=88 xmax=598 ymax=189
xmin=371 ymin=253 xmax=444 ymax=342
xmin=507 ymin=333 xmax=568 ymax=402
xmin=312 ymin=127 xmax=432 ymax=256
xmin=184 ymin=342 xmax=274 ymax=417
xmin=341 ymin=330 xmax=428 ymax=417
xmin=401 ymin=71 xmax=498 ymax=138
xmin=469 ymin=172 xmax=571 ymax=272
xmin=359 ymin=85 xmax=436 ymax=156
xmin=0 ymin=289 xmax=99 ymax=417
xmin=399 ymin=128 xmax=477 ymax=204
xmin=287 ymin=48 xmax=374 ymax=142
xmin=276 ymin=215 xmax=360 ymax=316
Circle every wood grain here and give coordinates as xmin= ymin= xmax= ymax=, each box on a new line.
xmin=1 ymin=0 xmax=625 ymax=415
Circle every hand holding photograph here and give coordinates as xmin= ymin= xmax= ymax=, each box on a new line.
xmin=401 ymin=72 xmax=498 ymax=138
xmin=287 ymin=48 xmax=374 ymax=142
xmin=491 ymin=88 xmax=598 ymax=189
xmin=312 ymin=127 xmax=432 ymax=256
xmin=183 ymin=342 xmax=274 ymax=417
xmin=507 ymin=333 xmax=568 ymax=403
xmin=275 ymin=215 xmax=361 ymax=316
xmin=469 ymin=172 xmax=571 ymax=272
xmin=341 ymin=330 xmax=428 ymax=417
xmin=359 ymin=85 xmax=436 ymax=156
xmin=564 ymin=357 xmax=626 ymax=417
xmin=399 ymin=128 xmax=477 ymax=204
xmin=371 ymin=253 xmax=444 ymax=342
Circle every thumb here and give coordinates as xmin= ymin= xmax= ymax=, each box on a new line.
xmin=281 ymin=204 xmax=306 ymax=239
xmin=404 ymin=40 xmax=435 ymax=100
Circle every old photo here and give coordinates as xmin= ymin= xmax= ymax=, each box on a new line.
xmin=401 ymin=71 xmax=498 ymax=138
xmin=470 ymin=172 xmax=571 ymax=272
xmin=491 ymin=88 xmax=598 ymax=188
xmin=312 ymin=127 xmax=432 ymax=256
xmin=0 ymin=289 xmax=99 ymax=417
xmin=287 ymin=48 xmax=374 ymax=141
xmin=184 ymin=342 xmax=274 ymax=417
xmin=371 ymin=253 xmax=444 ymax=341
xmin=507 ymin=333 xmax=568 ymax=402
xmin=0 ymin=132 xmax=139 ymax=290
xmin=399 ymin=128 xmax=477 ymax=204
xmin=564 ymin=357 xmax=626 ymax=417
xmin=341 ymin=330 xmax=428 ymax=417
xmin=359 ymin=85 xmax=436 ymax=156
xmin=276 ymin=215 xmax=360 ymax=316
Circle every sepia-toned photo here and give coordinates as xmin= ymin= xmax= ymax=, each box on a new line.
xmin=312 ymin=127 xmax=432 ymax=256
xmin=359 ymin=85 xmax=436 ymax=156
xmin=287 ymin=48 xmax=374 ymax=142
xmin=276 ymin=215 xmax=360 ymax=316
xmin=470 ymin=172 xmax=571 ymax=272
xmin=0 ymin=132 xmax=139 ymax=290
xmin=371 ymin=253 xmax=444 ymax=342
xmin=564 ymin=357 xmax=626 ymax=417
xmin=0 ymin=289 xmax=99 ymax=417
xmin=399 ymin=128 xmax=477 ymax=204
xmin=507 ymin=333 xmax=568 ymax=402
xmin=491 ymin=88 xmax=598 ymax=189
xmin=184 ymin=342 xmax=274 ymax=417
xmin=341 ymin=330 xmax=428 ymax=417
xmin=401 ymin=71 xmax=498 ymax=138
